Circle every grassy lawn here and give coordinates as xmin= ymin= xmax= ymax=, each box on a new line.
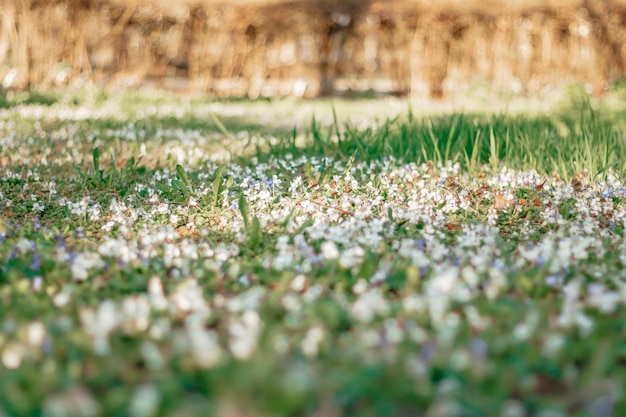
xmin=1 ymin=87 xmax=626 ymax=416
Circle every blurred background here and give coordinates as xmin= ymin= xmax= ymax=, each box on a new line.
xmin=1 ymin=0 xmax=626 ymax=100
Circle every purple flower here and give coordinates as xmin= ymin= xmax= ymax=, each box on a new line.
xmin=54 ymin=235 xmax=66 ymax=247
xmin=420 ymin=342 xmax=437 ymax=363
xmin=470 ymin=338 xmax=488 ymax=359
xmin=30 ymin=253 xmax=41 ymax=270
xmin=536 ymin=254 xmax=546 ymax=266
xmin=414 ymin=239 xmax=426 ymax=251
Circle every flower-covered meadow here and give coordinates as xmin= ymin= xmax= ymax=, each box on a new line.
xmin=1 ymin=89 xmax=626 ymax=416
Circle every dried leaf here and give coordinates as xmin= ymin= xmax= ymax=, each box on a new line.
xmin=535 ymin=180 xmax=547 ymax=191
xmin=444 ymin=176 xmax=461 ymax=192
xmin=176 ymin=225 xmax=198 ymax=238
xmin=493 ymin=192 xmax=514 ymax=209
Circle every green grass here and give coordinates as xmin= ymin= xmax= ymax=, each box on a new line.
xmin=263 ymin=104 xmax=626 ymax=181
xmin=1 ymin=87 xmax=626 ymax=416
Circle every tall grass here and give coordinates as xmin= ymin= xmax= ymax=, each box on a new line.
xmin=268 ymin=104 xmax=626 ymax=180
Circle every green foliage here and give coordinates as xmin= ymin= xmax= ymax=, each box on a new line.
xmin=212 ymin=165 xmax=227 ymax=207
xmin=260 ymin=103 xmax=626 ymax=181
xmin=0 ymin=89 xmax=60 ymax=108
xmin=175 ymin=164 xmax=194 ymax=198
xmin=2 ymin=88 xmax=626 ymax=417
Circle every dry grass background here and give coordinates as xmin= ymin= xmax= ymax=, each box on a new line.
xmin=1 ymin=0 xmax=626 ymax=98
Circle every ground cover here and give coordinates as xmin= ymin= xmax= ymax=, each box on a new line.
xmin=1 ymin=88 xmax=626 ymax=416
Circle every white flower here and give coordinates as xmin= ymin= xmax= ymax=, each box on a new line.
xmin=121 ymin=295 xmax=151 ymax=333
xmin=542 ymin=334 xmax=565 ymax=358
xmin=32 ymin=201 xmax=45 ymax=213
xmin=16 ymin=238 xmax=33 ymax=254
xmin=301 ymin=326 xmax=325 ymax=357
xmin=228 ymin=310 xmax=262 ymax=360
xmin=170 ymin=279 xmax=211 ymax=318
xmin=1 ymin=344 xmax=23 ymax=369
xmin=352 ymin=278 xmax=368 ymax=295
xmin=88 ymin=204 xmax=101 ymax=221
xmin=339 ymin=246 xmax=364 ymax=269
xmin=281 ymin=294 xmax=301 ymax=312
xmin=351 ymin=289 xmax=388 ymax=322
xmin=290 ymin=275 xmax=307 ymax=292
xmin=320 ymin=241 xmax=339 ymax=260
xmin=71 ymin=252 xmax=105 ymax=281
xmin=26 ymin=321 xmax=46 ymax=346
xmin=430 ymin=266 xmax=459 ymax=294
xmin=587 ymin=284 xmax=621 ymax=314
xmin=557 ymin=279 xmax=584 ymax=329
xmin=186 ymin=322 xmax=222 ymax=369
xmin=403 ymin=295 xmax=425 ymax=313
xmin=128 ymin=385 xmax=161 ymax=417
xmin=53 ymin=291 xmax=71 ymax=308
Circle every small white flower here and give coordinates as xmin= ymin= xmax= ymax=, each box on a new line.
xmin=281 ymin=294 xmax=301 ymax=312
xmin=290 ymin=275 xmax=307 ymax=292
xmin=351 ymin=289 xmax=388 ymax=323
xmin=1 ymin=344 xmax=23 ymax=369
xmin=128 ymin=384 xmax=161 ymax=417
xmin=71 ymin=253 xmax=105 ymax=281
xmin=53 ymin=291 xmax=71 ymax=308
xmin=320 ymin=241 xmax=339 ymax=260
xmin=352 ymin=278 xmax=368 ymax=295
xmin=187 ymin=325 xmax=222 ymax=369
xmin=17 ymin=238 xmax=33 ymax=254
xmin=26 ymin=321 xmax=46 ymax=346
xmin=402 ymin=295 xmax=425 ymax=313
xmin=301 ymin=326 xmax=325 ymax=357
xmin=228 ymin=310 xmax=262 ymax=360
xmin=587 ymin=285 xmax=621 ymax=314
xmin=32 ymin=201 xmax=45 ymax=213
xmin=339 ymin=246 xmax=364 ymax=269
